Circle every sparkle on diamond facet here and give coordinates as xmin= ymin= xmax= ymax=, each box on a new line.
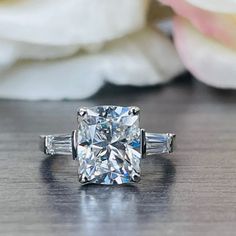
xmin=76 ymin=106 xmax=141 ymax=185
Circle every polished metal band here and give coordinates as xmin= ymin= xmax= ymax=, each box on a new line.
xmin=40 ymin=131 xmax=175 ymax=158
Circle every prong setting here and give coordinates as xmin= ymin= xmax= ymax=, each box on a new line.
xmin=78 ymin=107 xmax=87 ymax=118
xmin=129 ymin=106 xmax=140 ymax=116
xmin=78 ymin=174 xmax=89 ymax=184
xmin=131 ymin=173 xmax=141 ymax=183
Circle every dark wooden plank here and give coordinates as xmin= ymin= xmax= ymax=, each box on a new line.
xmin=1 ymin=76 xmax=236 ymax=236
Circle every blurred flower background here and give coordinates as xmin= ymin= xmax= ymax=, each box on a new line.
xmin=161 ymin=0 xmax=236 ymax=89
xmin=0 ymin=0 xmax=235 ymax=100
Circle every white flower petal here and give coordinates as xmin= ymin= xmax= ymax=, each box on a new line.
xmin=0 ymin=39 xmax=81 ymax=70
xmin=0 ymin=0 xmax=149 ymax=45
xmin=186 ymin=0 xmax=236 ymax=13
xmin=0 ymin=27 xmax=184 ymax=100
xmin=104 ymin=27 xmax=183 ymax=86
xmin=174 ymin=17 xmax=236 ymax=88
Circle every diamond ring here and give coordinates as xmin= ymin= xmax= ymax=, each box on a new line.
xmin=40 ymin=105 xmax=176 ymax=185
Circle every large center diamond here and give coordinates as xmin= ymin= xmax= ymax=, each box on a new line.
xmin=76 ymin=106 xmax=141 ymax=185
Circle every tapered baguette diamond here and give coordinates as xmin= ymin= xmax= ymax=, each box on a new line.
xmin=43 ymin=134 xmax=72 ymax=155
xmin=76 ymin=106 xmax=141 ymax=185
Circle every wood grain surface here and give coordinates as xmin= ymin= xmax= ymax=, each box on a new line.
xmin=0 ymin=76 xmax=236 ymax=236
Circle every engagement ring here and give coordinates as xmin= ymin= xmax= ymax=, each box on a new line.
xmin=40 ymin=105 xmax=176 ymax=185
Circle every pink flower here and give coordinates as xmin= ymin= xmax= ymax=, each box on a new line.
xmin=160 ymin=0 xmax=236 ymax=88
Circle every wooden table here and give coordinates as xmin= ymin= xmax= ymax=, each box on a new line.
xmin=1 ymin=75 xmax=236 ymax=236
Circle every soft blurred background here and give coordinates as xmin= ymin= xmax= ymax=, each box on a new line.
xmin=0 ymin=0 xmax=235 ymax=100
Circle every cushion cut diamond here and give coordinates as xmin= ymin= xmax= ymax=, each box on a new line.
xmin=76 ymin=106 xmax=141 ymax=185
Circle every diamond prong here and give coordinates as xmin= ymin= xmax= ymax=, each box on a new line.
xmin=131 ymin=173 xmax=141 ymax=183
xmin=78 ymin=107 xmax=87 ymax=118
xmin=130 ymin=106 xmax=140 ymax=115
xmin=78 ymin=173 xmax=89 ymax=184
